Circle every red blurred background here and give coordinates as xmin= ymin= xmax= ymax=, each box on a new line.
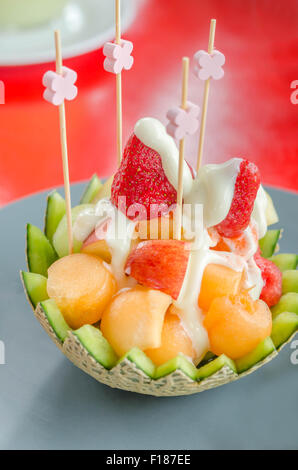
xmin=0 ymin=0 xmax=297 ymax=206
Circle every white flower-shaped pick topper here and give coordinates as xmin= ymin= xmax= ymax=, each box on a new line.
xmin=103 ymin=39 xmax=134 ymax=74
xmin=166 ymin=101 xmax=200 ymax=140
xmin=43 ymin=66 xmax=78 ymax=106
xmin=194 ymin=50 xmax=225 ymax=80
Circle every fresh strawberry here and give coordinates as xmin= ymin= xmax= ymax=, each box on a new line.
xmin=254 ymin=252 xmax=282 ymax=307
xmin=125 ymin=240 xmax=190 ymax=300
xmin=111 ymin=134 xmax=177 ymax=220
xmin=216 ymin=159 xmax=261 ymax=238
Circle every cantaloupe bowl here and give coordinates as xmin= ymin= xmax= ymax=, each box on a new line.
xmin=21 ymin=176 xmax=298 ymax=396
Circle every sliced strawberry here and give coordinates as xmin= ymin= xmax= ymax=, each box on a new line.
xmin=111 ymin=134 xmax=177 ymax=220
xmin=254 ymin=252 xmax=282 ymax=307
xmin=125 ymin=239 xmax=190 ymax=300
xmin=216 ymin=159 xmax=261 ymax=238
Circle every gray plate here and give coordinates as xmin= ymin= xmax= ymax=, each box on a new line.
xmin=0 ymin=184 xmax=297 ymax=450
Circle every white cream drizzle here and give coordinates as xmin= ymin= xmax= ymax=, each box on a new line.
xmin=134 ymin=117 xmax=193 ymax=197
xmin=173 ymin=160 xmax=267 ymax=362
xmin=73 ymin=208 xmax=99 ymax=242
xmin=222 ymin=223 xmax=259 ymax=261
xmin=242 ymin=257 xmax=264 ymax=300
xmin=175 ymin=229 xmax=243 ymax=360
xmin=252 ymin=185 xmax=268 ymax=239
xmin=184 ymin=158 xmax=242 ymax=227
xmin=174 ymin=231 xmax=264 ymax=361
xmin=73 ymin=199 xmax=137 ymax=289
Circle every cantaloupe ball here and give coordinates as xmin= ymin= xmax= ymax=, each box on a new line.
xmin=145 ymin=306 xmax=196 ymax=366
xmin=81 ymin=226 xmax=139 ymax=265
xmin=198 ymin=264 xmax=243 ymax=312
xmin=47 ymin=253 xmax=116 ymax=329
xmin=136 ymin=215 xmax=190 ymax=241
xmin=203 ymin=293 xmax=272 ymax=359
xmin=100 ymin=286 xmax=171 ymax=357
xmin=82 ymin=239 xmax=112 ymax=263
xmin=137 ymin=215 xmax=174 ymax=240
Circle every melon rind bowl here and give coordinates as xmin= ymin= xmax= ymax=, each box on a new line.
xmin=21 ymin=177 xmax=298 ymax=397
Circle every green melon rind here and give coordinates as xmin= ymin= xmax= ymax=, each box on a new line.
xmin=92 ymin=175 xmax=113 ymax=203
xmin=282 ymin=270 xmax=298 ymax=294
xmin=271 ymin=293 xmax=298 ymax=319
xmin=52 ymin=204 xmax=94 ymax=258
xmin=62 ymin=330 xmax=237 ymax=396
xmin=32 ymin=306 xmax=297 ymax=396
xmin=155 ymin=354 xmax=198 ymax=380
xmin=39 ymin=299 xmax=70 ymax=342
xmin=80 ymin=174 xmax=103 ymax=204
xmin=271 ymin=312 xmax=298 ymax=350
xmin=269 ymin=253 xmax=298 ymax=272
xmin=196 ymin=354 xmax=237 ymax=380
xmin=265 ymin=190 xmax=279 ymax=226
xmin=44 ymin=191 xmax=66 ymax=243
xmin=200 ymin=351 xmax=217 ymax=365
xmin=20 ymin=271 xmax=48 ymax=310
xmin=259 ymin=229 xmax=281 ymax=258
xmin=235 ymin=337 xmax=276 ymax=374
xmin=118 ymin=347 xmax=156 ymax=378
xmin=73 ymin=324 xmax=118 ymax=369
xmin=26 ymin=224 xmax=58 ymax=277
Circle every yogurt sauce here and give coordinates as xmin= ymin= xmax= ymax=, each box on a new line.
xmin=184 ymin=158 xmax=242 ymax=227
xmin=221 ymin=223 xmax=259 ymax=261
xmin=73 ymin=198 xmax=137 ymax=289
xmin=252 ymin=185 xmax=268 ymax=239
xmin=173 ymin=227 xmax=262 ymax=362
xmin=134 ymin=118 xmax=193 ymax=197
xmin=173 ymin=159 xmax=266 ymax=361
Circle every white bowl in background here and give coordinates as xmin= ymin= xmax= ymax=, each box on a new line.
xmin=0 ymin=0 xmax=140 ymax=66
xmin=0 ymin=0 xmax=68 ymax=29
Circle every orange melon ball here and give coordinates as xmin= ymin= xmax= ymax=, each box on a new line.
xmin=47 ymin=253 xmax=116 ymax=329
xmin=100 ymin=286 xmax=171 ymax=357
xmin=136 ymin=215 xmax=174 ymax=241
xmin=203 ymin=293 xmax=272 ymax=359
xmin=81 ymin=227 xmax=139 ymax=264
xmin=198 ymin=264 xmax=243 ymax=312
xmin=145 ymin=306 xmax=196 ymax=366
xmin=82 ymin=239 xmax=112 ymax=263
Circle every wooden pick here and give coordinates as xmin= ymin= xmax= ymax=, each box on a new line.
xmin=54 ymin=30 xmax=73 ymax=255
xmin=115 ymin=0 xmax=122 ymax=165
xmin=196 ymin=19 xmax=216 ymax=172
xmin=174 ymin=57 xmax=190 ymax=240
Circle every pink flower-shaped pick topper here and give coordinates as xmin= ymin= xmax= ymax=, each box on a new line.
xmin=43 ymin=66 xmax=78 ymax=106
xmin=193 ymin=50 xmax=225 ymax=80
xmin=103 ymin=39 xmax=134 ymax=74
xmin=166 ymin=101 xmax=200 ymax=140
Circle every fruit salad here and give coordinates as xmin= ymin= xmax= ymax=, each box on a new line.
xmin=22 ymin=117 xmax=298 ymax=396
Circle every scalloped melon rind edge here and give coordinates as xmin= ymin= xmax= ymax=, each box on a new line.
xmin=62 ymin=331 xmax=238 ymax=396
xmin=35 ymin=304 xmax=64 ymax=352
xmin=34 ymin=305 xmax=296 ymax=397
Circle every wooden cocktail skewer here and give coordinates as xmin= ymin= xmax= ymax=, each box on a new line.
xmin=103 ymin=0 xmax=134 ymax=166
xmin=115 ymin=0 xmax=122 ymax=165
xmin=196 ymin=19 xmax=216 ymax=172
xmin=174 ymin=57 xmax=190 ymax=240
xmin=54 ymin=30 xmax=73 ymax=254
